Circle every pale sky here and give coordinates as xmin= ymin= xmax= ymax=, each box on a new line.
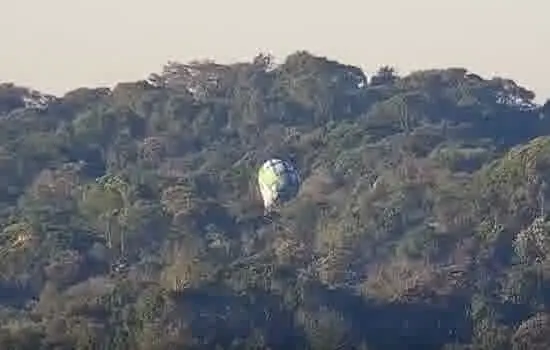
xmin=1 ymin=0 xmax=548 ymax=102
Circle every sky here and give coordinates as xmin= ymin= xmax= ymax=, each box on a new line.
xmin=1 ymin=0 xmax=548 ymax=102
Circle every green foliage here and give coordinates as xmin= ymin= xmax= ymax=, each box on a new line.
xmin=0 ymin=51 xmax=549 ymax=349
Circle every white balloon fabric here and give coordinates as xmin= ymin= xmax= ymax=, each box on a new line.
xmin=257 ymin=158 xmax=300 ymax=213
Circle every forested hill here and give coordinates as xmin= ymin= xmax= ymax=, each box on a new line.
xmin=1 ymin=51 xmax=550 ymax=350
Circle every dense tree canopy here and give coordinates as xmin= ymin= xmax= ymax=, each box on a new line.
xmin=1 ymin=51 xmax=550 ymax=349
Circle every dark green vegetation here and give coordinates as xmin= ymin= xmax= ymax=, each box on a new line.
xmin=1 ymin=51 xmax=550 ymax=349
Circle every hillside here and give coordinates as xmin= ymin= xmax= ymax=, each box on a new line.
xmin=1 ymin=51 xmax=550 ymax=349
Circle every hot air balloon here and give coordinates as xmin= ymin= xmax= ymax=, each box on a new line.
xmin=257 ymin=158 xmax=300 ymax=214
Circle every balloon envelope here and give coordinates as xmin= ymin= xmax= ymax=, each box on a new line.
xmin=257 ymin=158 xmax=300 ymax=213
